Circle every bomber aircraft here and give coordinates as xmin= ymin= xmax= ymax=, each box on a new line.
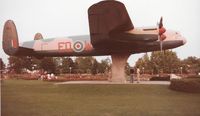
xmin=2 ymin=0 xmax=186 ymax=82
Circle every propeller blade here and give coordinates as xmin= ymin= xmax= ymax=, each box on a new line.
xmin=160 ymin=34 xmax=166 ymax=41
xmin=158 ymin=17 xmax=165 ymax=52
xmin=159 ymin=17 xmax=163 ymax=28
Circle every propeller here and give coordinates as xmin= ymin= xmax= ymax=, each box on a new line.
xmin=158 ymin=17 xmax=166 ymax=52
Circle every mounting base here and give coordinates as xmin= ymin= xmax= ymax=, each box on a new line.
xmin=111 ymin=53 xmax=130 ymax=83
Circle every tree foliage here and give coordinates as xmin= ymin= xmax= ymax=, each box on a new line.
xmin=74 ymin=57 xmax=110 ymax=74
xmin=181 ymin=56 xmax=200 ymax=74
xmin=7 ymin=56 xmax=111 ymax=75
xmin=91 ymin=59 xmax=98 ymax=75
xmin=125 ymin=62 xmax=131 ymax=75
xmin=97 ymin=58 xmax=111 ymax=74
xmin=59 ymin=57 xmax=74 ymax=73
xmin=0 ymin=58 xmax=5 ymax=71
xmin=40 ymin=57 xmax=56 ymax=73
xmin=8 ymin=56 xmax=56 ymax=74
xmin=75 ymin=57 xmax=96 ymax=74
xmin=8 ymin=56 xmax=28 ymax=73
xmin=8 ymin=52 xmax=199 ymax=75
xmin=135 ymin=50 xmax=181 ymax=74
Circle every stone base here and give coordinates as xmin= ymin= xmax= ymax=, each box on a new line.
xmin=111 ymin=53 xmax=130 ymax=83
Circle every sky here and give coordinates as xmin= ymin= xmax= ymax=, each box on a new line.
xmin=0 ymin=0 xmax=200 ymax=66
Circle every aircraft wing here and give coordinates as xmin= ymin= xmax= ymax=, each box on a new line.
xmin=88 ymin=1 xmax=160 ymax=48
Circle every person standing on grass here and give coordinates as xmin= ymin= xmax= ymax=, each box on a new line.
xmin=136 ymin=67 xmax=140 ymax=83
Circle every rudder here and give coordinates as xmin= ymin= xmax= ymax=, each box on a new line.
xmin=2 ymin=20 xmax=19 ymax=55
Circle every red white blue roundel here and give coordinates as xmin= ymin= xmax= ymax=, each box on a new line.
xmin=73 ymin=41 xmax=85 ymax=52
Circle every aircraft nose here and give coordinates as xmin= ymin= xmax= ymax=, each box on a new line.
xmin=182 ymin=38 xmax=187 ymax=45
xmin=175 ymin=34 xmax=187 ymax=45
xmin=178 ymin=36 xmax=187 ymax=45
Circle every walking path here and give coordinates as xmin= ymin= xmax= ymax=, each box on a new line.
xmin=55 ymin=81 xmax=170 ymax=85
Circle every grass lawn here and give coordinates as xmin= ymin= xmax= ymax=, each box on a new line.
xmin=1 ymin=80 xmax=200 ymax=116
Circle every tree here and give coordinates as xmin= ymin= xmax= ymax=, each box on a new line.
xmin=125 ymin=62 xmax=131 ymax=75
xmin=53 ymin=57 xmax=63 ymax=74
xmin=198 ymin=58 xmax=200 ymax=73
xmin=0 ymin=58 xmax=5 ymax=71
xmin=91 ymin=59 xmax=98 ymax=75
xmin=74 ymin=57 xmax=111 ymax=74
xmin=8 ymin=56 xmax=25 ymax=73
xmin=135 ymin=50 xmax=181 ymax=74
xmin=21 ymin=56 xmax=33 ymax=70
xmin=40 ymin=57 xmax=56 ymax=73
xmin=149 ymin=51 xmax=181 ymax=74
xmin=31 ymin=57 xmax=42 ymax=70
xmin=61 ymin=57 xmax=74 ymax=73
xmin=75 ymin=57 xmax=94 ymax=73
xmin=181 ymin=56 xmax=200 ymax=74
xmin=164 ymin=50 xmax=181 ymax=73
xmin=0 ymin=58 xmax=5 ymax=77
xmin=135 ymin=53 xmax=151 ymax=74
xmin=97 ymin=58 xmax=111 ymax=73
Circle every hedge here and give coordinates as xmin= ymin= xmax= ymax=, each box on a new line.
xmin=150 ymin=75 xmax=170 ymax=81
xmin=170 ymin=78 xmax=200 ymax=93
xmin=45 ymin=77 xmax=108 ymax=82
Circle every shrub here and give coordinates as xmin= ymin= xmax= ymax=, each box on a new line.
xmin=44 ymin=76 xmax=108 ymax=82
xmin=7 ymin=74 xmax=37 ymax=80
xmin=170 ymin=78 xmax=200 ymax=93
xmin=186 ymin=75 xmax=200 ymax=79
xmin=150 ymin=75 xmax=170 ymax=81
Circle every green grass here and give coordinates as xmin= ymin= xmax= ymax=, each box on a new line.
xmin=1 ymin=80 xmax=200 ymax=116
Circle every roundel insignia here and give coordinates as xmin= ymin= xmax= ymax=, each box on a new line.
xmin=73 ymin=41 xmax=85 ymax=52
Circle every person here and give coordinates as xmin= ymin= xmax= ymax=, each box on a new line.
xmin=130 ymin=68 xmax=134 ymax=83
xmin=136 ymin=67 xmax=140 ymax=83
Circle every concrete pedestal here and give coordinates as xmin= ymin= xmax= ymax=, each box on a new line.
xmin=111 ymin=53 xmax=130 ymax=83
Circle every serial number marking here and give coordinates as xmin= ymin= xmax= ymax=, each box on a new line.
xmin=58 ymin=41 xmax=93 ymax=52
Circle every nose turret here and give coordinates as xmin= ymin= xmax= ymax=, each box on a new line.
xmin=165 ymin=30 xmax=187 ymax=44
xmin=159 ymin=30 xmax=187 ymax=50
xmin=176 ymin=33 xmax=187 ymax=45
xmin=182 ymin=38 xmax=187 ymax=45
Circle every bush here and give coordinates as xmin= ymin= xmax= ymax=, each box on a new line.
xmin=44 ymin=76 xmax=108 ymax=82
xmin=170 ymin=78 xmax=200 ymax=93
xmin=186 ymin=75 xmax=200 ymax=79
xmin=150 ymin=75 xmax=170 ymax=81
xmin=7 ymin=74 xmax=38 ymax=80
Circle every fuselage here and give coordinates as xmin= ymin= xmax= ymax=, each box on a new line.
xmin=19 ymin=28 xmax=186 ymax=57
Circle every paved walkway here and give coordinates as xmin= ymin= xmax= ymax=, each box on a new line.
xmin=55 ymin=81 xmax=170 ymax=85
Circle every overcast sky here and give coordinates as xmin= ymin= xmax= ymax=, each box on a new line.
xmin=0 ymin=0 xmax=200 ymax=66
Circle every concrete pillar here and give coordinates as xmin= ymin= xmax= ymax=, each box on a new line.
xmin=111 ymin=53 xmax=130 ymax=83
